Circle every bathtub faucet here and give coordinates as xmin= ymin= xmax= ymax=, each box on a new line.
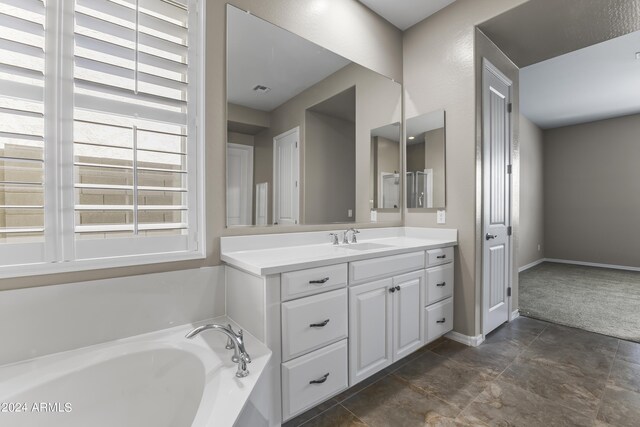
xmin=185 ymin=323 xmax=252 ymax=378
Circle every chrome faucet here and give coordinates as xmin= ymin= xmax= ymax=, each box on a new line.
xmin=329 ymin=232 xmax=339 ymax=245
xmin=186 ymin=323 xmax=251 ymax=377
xmin=343 ymin=228 xmax=360 ymax=244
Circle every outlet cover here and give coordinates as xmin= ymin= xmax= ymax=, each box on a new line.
xmin=437 ymin=209 xmax=446 ymax=224
xmin=348 ymin=209 xmax=353 ymax=218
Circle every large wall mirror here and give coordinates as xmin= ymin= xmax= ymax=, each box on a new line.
xmin=225 ymin=5 xmax=402 ymax=227
xmin=405 ymin=110 xmax=446 ymax=209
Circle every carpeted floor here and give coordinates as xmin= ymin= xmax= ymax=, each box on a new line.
xmin=519 ymin=262 xmax=640 ymax=342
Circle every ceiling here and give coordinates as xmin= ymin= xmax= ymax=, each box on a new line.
xmin=521 ymin=30 xmax=640 ymax=129
xmin=358 ymin=0 xmax=455 ymax=31
xmin=479 ymin=0 xmax=640 ymax=68
xmin=371 ymin=122 xmax=401 ymax=142
xmin=227 ymin=5 xmax=350 ymax=112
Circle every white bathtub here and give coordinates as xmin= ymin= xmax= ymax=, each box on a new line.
xmin=0 ymin=317 xmax=271 ymax=427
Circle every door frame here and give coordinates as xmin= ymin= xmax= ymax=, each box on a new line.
xmin=481 ymin=58 xmax=514 ymax=337
xmin=226 ymin=142 xmax=254 ymax=226
xmin=272 ymin=127 xmax=300 ymax=225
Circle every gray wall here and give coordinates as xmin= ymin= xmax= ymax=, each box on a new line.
xmin=402 ymin=0 xmax=526 ymax=337
xmin=518 ymin=114 xmax=544 ymax=269
xmin=544 ymin=113 xmax=640 ymax=267
xmin=305 ymin=111 xmax=356 ymax=224
xmin=1 ymin=0 xmax=402 ymax=291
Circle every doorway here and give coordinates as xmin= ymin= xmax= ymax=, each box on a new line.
xmin=273 ymin=127 xmax=300 ymax=225
xmin=226 ymin=143 xmax=253 ymax=226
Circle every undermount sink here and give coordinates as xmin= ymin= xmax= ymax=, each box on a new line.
xmin=343 ymin=242 xmax=394 ymax=251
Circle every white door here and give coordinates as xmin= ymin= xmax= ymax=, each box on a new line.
xmin=226 ymin=143 xmax=253 ymax=226
xmin=349 ymin=278 xmax=393 ymax=386
xmin=273 ymin=128 xmax=299 ymax=225
xmin=255 ymin=182 xmax=268 ymax=226
xmin=482 ymin=59 xmax=512 ymax=336
xmin=392 ymin=271 xmax=424 ymax=360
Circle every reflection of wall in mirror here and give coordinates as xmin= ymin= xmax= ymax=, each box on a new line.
xmin=425 ymin=127 xmax=445 ymax=207
xmin=227 ymin=62 xmax=401 ymax=226
xmin=371 ymin=136 xmax=400 ymax=209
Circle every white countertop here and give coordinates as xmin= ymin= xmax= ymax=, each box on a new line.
xmin=221 ymin=227 xmax=457 ymax=276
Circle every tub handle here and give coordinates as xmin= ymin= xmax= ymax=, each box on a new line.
xmin=310 ymin=319 xmax=330 ymax=328
xmin=310 ymin=373 xmax=330 ymax=384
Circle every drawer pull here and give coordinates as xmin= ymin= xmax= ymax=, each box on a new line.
xmin=437 ymin=254 xmax=447 ymax=259
xmin=436 ymin=282 xmax=446 ymax=287
xmin=309 ymin=277 xmax=330 ymax=284
xmin=436 ymin=318 xmax=446 ymax=324
xmin=309 ymin=319 xmax=330 ymax=328
xmin=309 ymin=372 xmax=330 ymax=384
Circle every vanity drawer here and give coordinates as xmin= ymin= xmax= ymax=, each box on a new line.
xmin=425 ymin=263 xmax=454 ymax=305
xmin=282 ymin=263 xmax=348 ymax=301
xmin=426 ymin=247 xmax=454 ymax=267
xmin=281 ymin=288 xmax=348 ymax=361
xmin=349 ymin=251 xmax=425 ymax=284
xmin=424 ymin=298 xmax=453 ymax=343
xmin=282 ymin=339 xmax=348 ymax=421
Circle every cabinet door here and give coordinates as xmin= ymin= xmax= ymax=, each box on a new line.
xmin=393 ymin=271 xmax=424 ymax=361
xmin=349 ymin=278 xmax=393 ymax=386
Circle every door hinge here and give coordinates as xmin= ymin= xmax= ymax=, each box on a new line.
xmin=507 ymin=103 xmax=513 ymax=113
xmin=507 ymin=226 xmax=512 ymax=236
xmin=507 ymin=287 xmax=512 ymax=297
xmin=507 ymin=164 xmax=512 ymax=174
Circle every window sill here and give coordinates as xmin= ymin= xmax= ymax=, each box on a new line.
xmin=0 ymin=250 xmax=206 ymax=280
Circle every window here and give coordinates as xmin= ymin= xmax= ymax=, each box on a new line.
xmin=0 ymin=0 xmax=204 ymax=274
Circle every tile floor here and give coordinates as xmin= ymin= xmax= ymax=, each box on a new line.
xmin=283 ymin=317 xmax=640 ymax=427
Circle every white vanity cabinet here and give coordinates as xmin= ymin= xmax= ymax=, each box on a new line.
xmin=221 ymin=228 xmax=458 ymax=424
xmin=424 ymin=248 xmax=455 ymax=343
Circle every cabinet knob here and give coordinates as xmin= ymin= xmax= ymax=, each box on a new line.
xmin=309 ymin=319 xmax=330 ymax=328
xmin=395 ymin=286 xmax=401 ymax=291
xmin=436 ymin=282 xmax=446 ymax=287
xmin=389 ymin=287 xmax=396 ymax=293
xmin=309 ymin=372 xmax=330 ymax=384
xmin=309 ymin=277 xmax=330 ymax=284
xmin=436 ymin=318 xmax=446 ymax=324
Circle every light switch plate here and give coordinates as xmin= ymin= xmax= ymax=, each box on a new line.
xmin=437 ymin=209 xmax=446 ymax=224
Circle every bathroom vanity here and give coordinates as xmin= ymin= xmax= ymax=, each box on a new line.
xmin=221 ymin=227 xmax=457 ymax=423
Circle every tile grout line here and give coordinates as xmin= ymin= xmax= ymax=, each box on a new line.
xmin=294 ymin=401 xmax=340 ymax=427
xmin=338 ymin=403 xmax=370 ymax=426
xmin=593 ymin=338 xmax=621 ymax=423
xmin=495 ymin=323 xmax=550 ymax=380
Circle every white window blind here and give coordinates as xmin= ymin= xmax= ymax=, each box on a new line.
xmin=73 ymin=0 xmax=189 ymax=245
xmin=0 ymin=0 xmax=203 ymax=273
xmin=0 ymin=0 xmax=48 ymax=265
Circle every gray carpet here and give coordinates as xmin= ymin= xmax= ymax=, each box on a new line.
xmin=519 ymin=262 xmax=640 ymax=342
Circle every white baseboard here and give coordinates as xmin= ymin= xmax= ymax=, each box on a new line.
xmin=511 ymin=309 xmax=520 ymax=320
xmin=445 ymin=331 xmax=485 ymax=347
xmin=545 ymin=258 xmax=640 ymax=272
xmin=518 ymin=258 xmax=545 ymax=272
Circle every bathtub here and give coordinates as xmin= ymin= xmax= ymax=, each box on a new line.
xmin=0 ymin=317 xmax=272 ymax=427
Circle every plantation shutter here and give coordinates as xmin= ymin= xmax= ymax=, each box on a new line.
xmin=0 ymin=0 xmax=48 ymax=265
xmin=72 ymin=0 xmax=190 ymax=251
